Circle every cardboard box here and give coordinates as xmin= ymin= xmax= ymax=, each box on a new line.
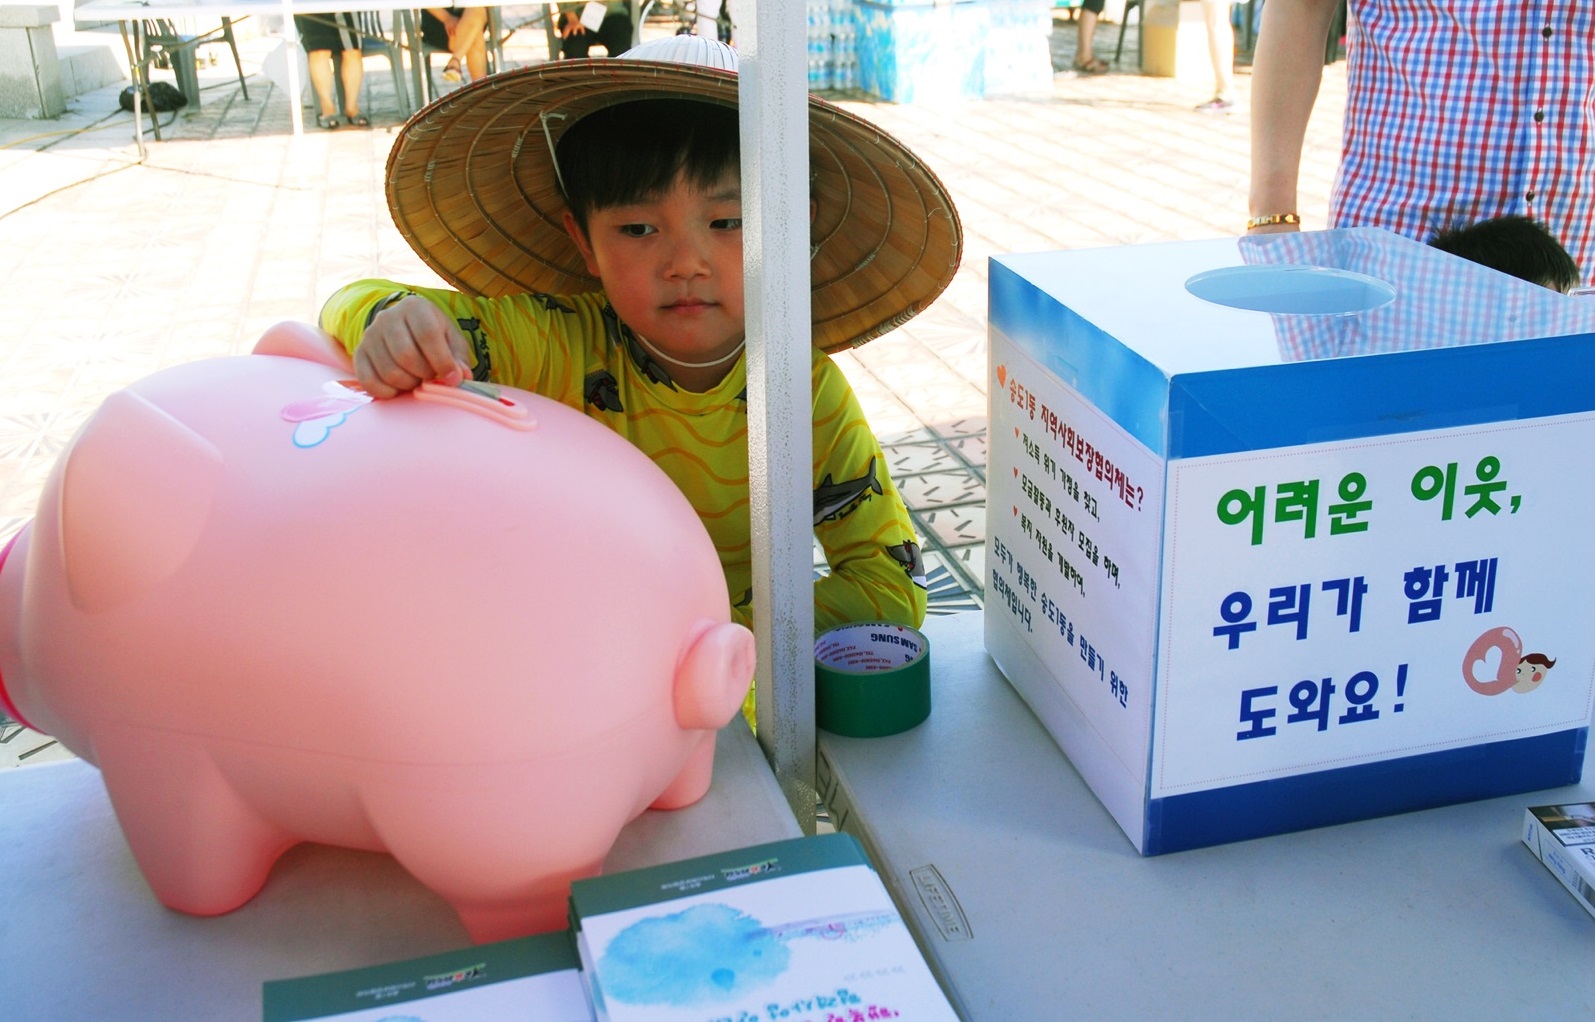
xmin=857 ymin=0 xmax=987 ymax=104
xmin=985 ymin=228 xmax=1595 ymax=854
xmin=1522 ymin=802 xmax=1595 ymax=920
xmin=982 ymin=0 xmax=1055 ymax=96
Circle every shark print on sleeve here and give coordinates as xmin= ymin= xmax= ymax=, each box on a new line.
xmin=814 ymin=457 xmax=883 ymax=525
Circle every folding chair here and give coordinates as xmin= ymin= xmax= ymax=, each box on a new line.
xmin=140 ymin=17 xmax=249 ymax=110
xmin=1113 ymin=0 xmax=1141 ymax=66
xmin=337 ymin=12 xmax=414 ymax=118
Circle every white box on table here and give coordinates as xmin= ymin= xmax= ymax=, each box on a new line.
xmin=1522 ymin=802 xmax=1595 ymax=919
xmin=985 ymin=227 xmax=1595 ymax=854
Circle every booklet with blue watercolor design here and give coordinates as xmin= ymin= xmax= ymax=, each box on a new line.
xmin=568 ymin=833 xmax=958 ymax=1022
xmin=262 ymin=930 xmax=594 ymax=1021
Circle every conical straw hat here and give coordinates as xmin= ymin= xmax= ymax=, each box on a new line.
xmin=386 ymin=37 xmax=962 ymax=354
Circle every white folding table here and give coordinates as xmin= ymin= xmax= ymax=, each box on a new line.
xmin=0 ymin=717 xmax=798 ymax=1020
xmin=819 ymin=611 xmax=1595 ymax=1020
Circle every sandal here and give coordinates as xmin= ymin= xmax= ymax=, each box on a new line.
xmin=345 ymin=113 xmax=371 ymax=128
xmin=315 ymin=112 xmax=340 ymax=130
xmin=442 ymin=57 xmax=463 ymax=84
xmin=1073 ymin=56 xmax=1109 ymax=75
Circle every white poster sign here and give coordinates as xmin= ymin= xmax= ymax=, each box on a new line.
xmin=987 ymin=340 xmax=1163 ymax=784
xmin=1154 ymin=414 xmax=1595 ymax=797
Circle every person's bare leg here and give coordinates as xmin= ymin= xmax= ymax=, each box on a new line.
xmin=1199 ymin=0 xmax=1235 ymax=101
xmin=426 ymin=8 xmax=464 ymax=79
xmin=464 ymin=38 xmax=488 ymax=80
xmin=339 ymin=48 xmax=365 ymax=120
xmin=450 ymin=6 xmax=488 ymax=79
xmin=306 ymin=48 xmax=338 ymax=120
xmin=451 ymin=7 xmax=487 ymax=55
xmin=1076 ymin=10 xmax=1100 ymax=69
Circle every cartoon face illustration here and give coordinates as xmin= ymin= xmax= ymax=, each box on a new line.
xmin=1512 ymin=653 xmax=1556 ymax=693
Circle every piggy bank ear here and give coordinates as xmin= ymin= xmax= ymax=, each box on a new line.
xmin=674 ymin=621 xmax=757 ymax=730
xmin=252 ymin=320 xmax=356 ymax=372
xmin=61 ymin=390 xmax=222 ymax=613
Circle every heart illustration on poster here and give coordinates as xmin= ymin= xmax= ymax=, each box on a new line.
xmin=1463 ymin=626 xmax=1522 ymax=696
xmin=1470 ymin=646 xmax=1502 ymax=685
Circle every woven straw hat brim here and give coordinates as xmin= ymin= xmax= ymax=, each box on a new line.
xmin=386 ymin=60 xmax=963 ymax=354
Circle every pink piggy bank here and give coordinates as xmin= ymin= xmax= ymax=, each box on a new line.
xmin=0 ymin=322 xmax=755 ymax=942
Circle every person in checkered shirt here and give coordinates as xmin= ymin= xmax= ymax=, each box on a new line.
xmin=1246 ymin=1 xmax=1595 ymax=288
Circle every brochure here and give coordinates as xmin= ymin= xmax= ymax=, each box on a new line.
xmin=569 ymin=833 xmax=958 ymax=1022
xmin=262 ymin=930 xmax=594 ymax=1021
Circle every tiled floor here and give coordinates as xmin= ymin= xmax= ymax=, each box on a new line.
xmin=0 ymin=10 xmax=1347 ymax=764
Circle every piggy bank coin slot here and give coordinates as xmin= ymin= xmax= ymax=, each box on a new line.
xmin=414 ymin=380 xmax=537 ymax=430
xmin=1185 ymin=265 xmax=1396 ymax=316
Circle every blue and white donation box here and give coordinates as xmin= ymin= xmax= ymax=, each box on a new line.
xmin=986 ymin=228 xmax=1595 ymax=854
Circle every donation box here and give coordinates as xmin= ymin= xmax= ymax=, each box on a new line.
xmin=985 ymin=228 xmax=1595 ymax=854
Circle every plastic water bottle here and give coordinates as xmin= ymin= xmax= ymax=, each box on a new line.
xmin=808 ymin=1 xmax=833 ymax=91
xmin=833 ymin=2 xmax=857 ymax=91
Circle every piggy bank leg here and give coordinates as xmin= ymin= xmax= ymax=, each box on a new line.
xmin=452 ymin=865 xmax=604 ymax=943
xmin=648 ymin=732 xmax=717 ymax=811
xmin=383 ymin=833 xmax=610 ymax=942
xmin=365 ymin=782 xmax=625 ymax=943
xmin=95 ymin=734 xmax=294 ymax=916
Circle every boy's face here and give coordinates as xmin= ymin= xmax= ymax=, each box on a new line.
xmin=564 ymin=171 xmax=745 ymax=364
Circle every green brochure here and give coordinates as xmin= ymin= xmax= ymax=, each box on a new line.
xmin=262 ymin=930 xmax=594 ymax=1021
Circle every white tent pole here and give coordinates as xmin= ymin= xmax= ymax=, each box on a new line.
xmin=281 ymin=0 xmax=304 ymax=136
xmin=739 ymin=0 xmax=817 ymax=833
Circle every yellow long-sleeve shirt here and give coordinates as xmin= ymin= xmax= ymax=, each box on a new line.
xmin=321 ymin=282 xmax=928 ymax=635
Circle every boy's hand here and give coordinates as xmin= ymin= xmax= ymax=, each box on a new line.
xmin=356 ymin=295 xmax=472 ymax=398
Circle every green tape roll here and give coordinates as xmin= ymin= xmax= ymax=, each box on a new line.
xmin=815 ymin=622 xmax=931 ymax=738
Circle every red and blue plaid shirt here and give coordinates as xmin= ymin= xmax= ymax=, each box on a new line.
xmin=1332 ymin=2 xmax=1595 ymax=285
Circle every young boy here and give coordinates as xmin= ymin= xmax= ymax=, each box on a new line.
xmin=1428 ymin=215 xmax=1582 ymax=294
xmin=319 ymin=36 xmax=961 ymax=641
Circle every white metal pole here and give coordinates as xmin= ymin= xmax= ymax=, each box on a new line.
xmin=739 ymin=0 xmax=817 ymax=833
xmin=281 ymin=0 xmax=304 ymax=136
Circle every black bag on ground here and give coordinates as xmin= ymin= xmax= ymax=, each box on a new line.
xmin=118 ymin=82 xmax=188 ymax=113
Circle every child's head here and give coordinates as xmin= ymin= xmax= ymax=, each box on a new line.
xmin=383 ymin=35 xmax=961 ymax=353
xmin=556 ymin=99 xmax=748 ymax=369
xmin=555 ymin=99 xmax=739 ymax=233
xmin=1428 ymin=215 xmax=1582 ymax=293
